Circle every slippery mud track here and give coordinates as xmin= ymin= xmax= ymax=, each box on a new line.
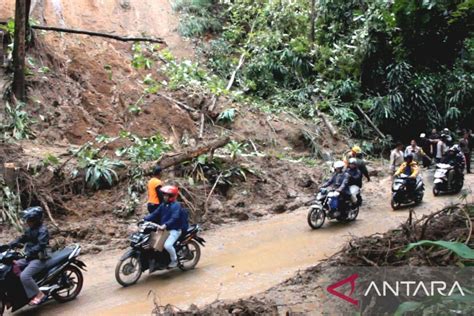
xmin=11 ymin=171 xmax=473 ymax=316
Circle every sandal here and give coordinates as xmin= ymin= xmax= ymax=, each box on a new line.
xmin=29 ymin=294 xmax=47 ymax=306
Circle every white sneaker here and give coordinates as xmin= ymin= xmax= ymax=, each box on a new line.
xmin=168 ymin=261 xmax=178 ymax=268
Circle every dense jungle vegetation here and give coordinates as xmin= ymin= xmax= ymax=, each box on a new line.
xmin=173 ymin=0 xmax=474 ymax=147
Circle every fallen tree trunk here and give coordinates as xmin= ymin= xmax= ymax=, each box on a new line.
xmin=316 ymin=109 xmax=338 ymax=138
xmin=118 ymin=136 xmax=231 ymax=181
xmin=355 ymin=104 xmax=385 ymax=139
xmin=0 ymin=21 xmax=166 ymax=43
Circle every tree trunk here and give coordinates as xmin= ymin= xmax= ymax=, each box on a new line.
xmin=309 ymin=0 xmax=316 ymax=44
xmin=12 ymin=0 xmax=28 ymax=101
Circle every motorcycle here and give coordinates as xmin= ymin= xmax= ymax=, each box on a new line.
xmin=433 ymin=163 xmax=464 ymax=196
xmin=115 ymin=221 xmax=205 ymax=287
xmin=0 ymin=244 xmax=86 ymax=315
xmin=307 ymin=188 xmax=360 ymax=229
xmin=391 ymin=174 xmax=424 ymax=210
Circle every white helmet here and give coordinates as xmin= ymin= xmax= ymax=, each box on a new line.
xmin=348 ymin=158 xmax=357 ymax=164
xmin=419 ymin=133 xmax=426 ymax=138
xmin=334 ymin=161 xmax=345 ymax=169
xmin=450 ymin=145 xmax=460 ymax=152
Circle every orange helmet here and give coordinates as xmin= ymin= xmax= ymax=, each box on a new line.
xmin=161 ymin=185 xmax=179 ymax=202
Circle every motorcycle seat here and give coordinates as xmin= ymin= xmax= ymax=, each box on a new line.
xmin=178 ymin=225 xmax=198 ymax=241
xmin=44 ymin=248 xmax=74 ymax=269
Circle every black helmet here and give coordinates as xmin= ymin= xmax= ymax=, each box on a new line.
xmin=404 ymin=154 xmax=413 ymax=161
xmin=22 ymin=206 xmax=44 ymax=222
xmin=153 ymin=165 xmax=162 ymax=176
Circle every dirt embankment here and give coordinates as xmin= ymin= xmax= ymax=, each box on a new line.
xmin=0 ymin=0 xmax=345 ymax=253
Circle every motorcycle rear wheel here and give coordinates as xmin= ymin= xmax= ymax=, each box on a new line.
xmin=179 ymin=240 xmax=201 ymax=271
xmin=51 ymin=265 xmax=84 ymax=303
xmin=345 ymin=206 xmax=359 ymax=222
xmin=115 ymin=254 xmax=142 ymax=287
xmin=307 ymin=208 xmax=325 ymax=229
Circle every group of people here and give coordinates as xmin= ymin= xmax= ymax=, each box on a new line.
xmin=320 ymin=146 xmax=371 ymax=214
xmin=390 ymin=128 xmax=473 ymax=175
xmin=6 ymin=165 xmax=188 ymax=306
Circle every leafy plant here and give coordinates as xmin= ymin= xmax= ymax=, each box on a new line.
xmin=0 ymin=177 xmax=23 ymax=231
xmin=84 ymin=158 xmax=124 ymax=190
xmin=115 ymin=132 xmax=171 ymax=163
xmin=217 ymin=108 xmax=236 ymax=123
xmin=172 ymin=0 xmax=222 ymax=37
xmin=225 ymin=140 xmax=248 ymax=161
xmin=402 ymin=240 xmax=474 ymax=260
xmin=1 ymin=102 xmax=35 ymax=140
xmin=42 ymin=153 xmax=60 ymax=167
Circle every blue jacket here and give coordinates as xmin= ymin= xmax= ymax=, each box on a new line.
xmin=144 ymin=201 xmax=182 ymax=231
xmin=180 ymin=207 xmax=189 ymax=233
xmin=10 ymin=224 xmax=49 ymax=260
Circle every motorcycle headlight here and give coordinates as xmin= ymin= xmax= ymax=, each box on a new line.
xmin=393 ymin=183 xmax=402 ymax=191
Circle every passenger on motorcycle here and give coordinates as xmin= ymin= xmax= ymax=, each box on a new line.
xmin=147 ymin=165 xmax=164 ymax=214
xmin=441 ymin=146 xmax=465 ymax=190
xmin=144 ymin=185 xmax=183 ymax=269
xmin=345 ymin=158 xmax=362 ymax=205
xmin=8 ymin=207 xmax=49 ymax=305
xmin=394 ymin=154 xmax=419 ymax=196
xmin=344 ymin=145 xmax=371 ymax=183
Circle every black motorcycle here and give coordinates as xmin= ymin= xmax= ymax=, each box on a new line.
xmin=391 ymin=174 xmax=424 ymax=210
xmin=115 ymin=222 xmax=205 ymax=287
xmin=307 ymin=188 xmax=360 ymax=229
xmin=0 ymin=244 xmax=86 ymax=315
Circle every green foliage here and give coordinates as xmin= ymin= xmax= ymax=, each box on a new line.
xmin=131 ymin=43 xmax=154 ymax=69
xmin=173 ymin=0 xmax=474 ymax=144
xmin=394 ymin=294 xmax=474 ymax=316
xmin=1 ymin=102 xmax=35 ymax=140
xmin=84 ymin=158 xmax=123 ymax=190
xmin=115 ymin=132 xmax=171 ymax=163
xmin=217 ymin=108 xmax=237 ymax=123
xmin=172 ymin=0 xmax=222 ymax=37
xmin=42 ymin=153 xmax=60 ymax=167
xmin=0 ymin=177 xmax=23 ymax=231
xmin=225 ymin=140 xmax=248 ymax=160
xmin=402 ymin=240 xmax=474 ymax=260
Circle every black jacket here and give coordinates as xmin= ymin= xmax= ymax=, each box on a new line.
xmin=9 ymin=224 xmax=49 ymax=260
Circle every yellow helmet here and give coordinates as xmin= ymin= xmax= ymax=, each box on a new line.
xmin=351 ymin=145 xmax=362 ymax=154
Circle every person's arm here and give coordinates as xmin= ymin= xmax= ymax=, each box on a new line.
xmin=410 ymin=164 xmax=419 ymax=178
xmin=144 ymin=205 xmax=161 ymax=222
xmin=9 ymin=233 xmax=27 ymax=248
xmin=156 ymin=186 xmax=164 ymax=204
xmin=394 ymin=163 xmax=404 ymax=176
xmin=27 ymin=227 xmax=49 ymax=257
xmin=389 ymin=151 xmax=396 ymax=168
xmin=337 ymin=173 xmax=349 ymax=192
xmin=359 ymin=161 xmax=370 ymax=181
xmin=162 ymin=204 xmax=181 ymax=230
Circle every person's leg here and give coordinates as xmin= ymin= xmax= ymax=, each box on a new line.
xmin=20 ymin=260 xmax=46 ymax=301
xmin=164 ymin=230 xmax=182 ymax=267
xmin=349 ymin=185 xmax=359 ymax=204
xmin=447 ymin=169 xmax=454 ymax=189
xmin=465 ymin=153 xmax=471 ymax=173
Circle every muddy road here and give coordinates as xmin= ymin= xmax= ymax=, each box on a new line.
xmin=13 ymin=172 xmax=474 ymax=315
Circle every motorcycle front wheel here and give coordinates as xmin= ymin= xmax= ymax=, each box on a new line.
xmin=115 ymin=253 xmax=142 ymax=287
xmin=391 ymin=198 xmax=401 ymax=210
xmin=51 ymin=265 xmax=84 ymax=303
xmin=307 ymin=207 xmax=325 ymax=229
xmin=433 ymin=184 xmax=441 ymax=196
xmin=178 ymin=240 xmax=201 ymax=271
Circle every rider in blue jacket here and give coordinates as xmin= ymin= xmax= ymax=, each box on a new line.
xmin=144 ymin=185 xmax=182 ymax=268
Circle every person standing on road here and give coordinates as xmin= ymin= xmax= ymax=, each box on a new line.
xmin=429 ymin=128 xmax=440 ymax=158
xmin=147 ymin=165 xmax=164 ymax=214
xmin=436 ymin=136 xmax=448 ymax=163
xmin=460 ymin=131 xmax=471 ymax=174
xmin=389 ymin=142 xmax=405 ymax=174
xmin=405 ymin=140 xmax=429 ymax=166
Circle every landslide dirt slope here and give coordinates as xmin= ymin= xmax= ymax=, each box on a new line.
xmin=0 ymin=1 xmax=342 ymax=251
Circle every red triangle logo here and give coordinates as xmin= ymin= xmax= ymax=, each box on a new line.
xmin=327 ymin=273 xmax=359 ymax=306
